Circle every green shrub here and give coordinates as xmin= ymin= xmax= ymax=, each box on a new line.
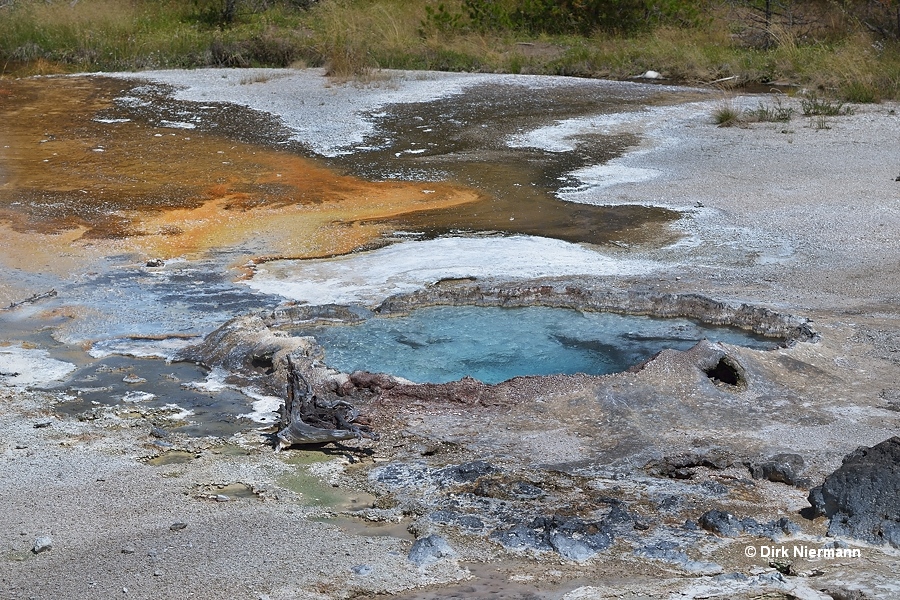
xmin=421 ymin=0 xmax=703 ymax=37
xmin=799 ymin=92 xmax=852 ymax=116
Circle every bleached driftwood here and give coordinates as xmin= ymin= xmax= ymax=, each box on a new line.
xmin=3 ymin=290 xmax=57 ymax=311
xmin=276 ymin=356 xmax=376 ymax=450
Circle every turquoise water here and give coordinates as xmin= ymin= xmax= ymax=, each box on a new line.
xmin=294 ymin=306 xmax=777 ymax=384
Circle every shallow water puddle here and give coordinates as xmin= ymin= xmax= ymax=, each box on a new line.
xmin=279 ymin=452 xmax=376 ymax=511
xmin=293 ymin=306 xmax=778 ymax=384
xmin=371 ymin=559 xmax=590 ymax=600
xmin=146 ymin=450 xmax=196 ymax=466
xmin=52 ymin=355 xmax=267 ymax=437
xmin=332 ymin=82 xmax=681 ymax=246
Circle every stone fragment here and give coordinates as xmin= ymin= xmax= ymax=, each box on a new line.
xmin=149 ymin=426 xmax=170 ymax=439
xmin=408 ymin=534 xmax=454 ymax=567
xmin=491 ymin=515 xmax=614 ymax=557
xmin=439 ymin=460 xmax=497 ymax=484
xmin=429 ymin=510 xmax=484 ymax=531
xmin=698 ymin=510 xmax=743 ymax=537
xmin=634 ymin=541 xmax=723 ymax=575
xmin=807 ymin=436 xmax=900 ymax=548
xmin=749 ymin=453 xmax=806 ymax=486
xmin=32 ymin=536 xmax=53 ymax=554
xmin=647 ymin=449 xmax=733 ymax=479
xmin=549 ymin=533 xmax=595 ymax=561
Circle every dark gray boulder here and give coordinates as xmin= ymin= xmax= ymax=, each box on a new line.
xmin=699 ymin=510 xmax=744 ymax=537
xmin=748 ymin=453 xmax=807 ymax=487
xmin=697 ymin=510 xmax=797 ymax=540
xmin=807 ymin=436 xmax=900 ymax=548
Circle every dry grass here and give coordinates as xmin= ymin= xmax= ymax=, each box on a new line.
xmin=712 ymin=100 xmax=745 ymax=127
xmin=307 ymin=0 xmax=425 ymax=78
xmin=1 ymin=0 xmax=899 ymax=100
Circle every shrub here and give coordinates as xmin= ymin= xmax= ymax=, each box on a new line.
xmin=799 ymin=91 xmax=852 ymax=116
xmin=422 ymin=0 xmax=703 ymax=37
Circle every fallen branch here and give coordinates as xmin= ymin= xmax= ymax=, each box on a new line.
xmin=3 ymin=290 xmax=57 ymax=311
xmin=276 ymin=355 xmax=377 ymax=450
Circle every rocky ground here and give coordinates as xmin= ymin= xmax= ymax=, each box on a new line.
xmin=2 ymin=71 xmax=899 ymax=599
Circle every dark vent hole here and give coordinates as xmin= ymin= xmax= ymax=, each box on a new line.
xmin=251 ymin=354 xmax=275 ymax=375
xmin=705 ymin=358 xmax=741 ymax=386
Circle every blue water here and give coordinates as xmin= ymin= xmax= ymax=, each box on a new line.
xmin=294 ymin=306 xmax=778 ymax=384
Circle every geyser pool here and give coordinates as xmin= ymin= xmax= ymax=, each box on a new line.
xmin=293 ymin=305 xmax=778 ymax=384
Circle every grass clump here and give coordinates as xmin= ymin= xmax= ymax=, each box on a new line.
xmin=798 ymin=92 xmax=853 ymax=116
xmin=744 ymin=96 xmax=794 ymax=122
xmin=713 ymin=102 xmax=745 ymax=127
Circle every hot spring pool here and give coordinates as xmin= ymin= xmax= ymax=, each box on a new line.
xmin=293 ymin=305 xmax=778 ymax=384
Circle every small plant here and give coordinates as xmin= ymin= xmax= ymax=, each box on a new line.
xmin=799 ymin=92 xmax=853 ymax=117
xmin=713 ymin=102 xmax=744 ymax=127
xmin=811 ymin=114 xmax=831 ymax=130
xmin=744 ymin=96 xmax=793 ymax=123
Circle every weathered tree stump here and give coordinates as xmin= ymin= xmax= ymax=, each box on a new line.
xmin=276 ymin=355 xmax=376 ymax=450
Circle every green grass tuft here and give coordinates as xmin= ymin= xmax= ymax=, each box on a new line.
xmin=712 ymin=102 xmax=744 ymax=127
xmin=799 ymin=92 xmax=853 ymax=117
xmin=743 ymin=96 xmax=794 ymax=123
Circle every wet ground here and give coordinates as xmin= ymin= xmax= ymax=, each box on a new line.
xmin=3 ymin=69 xmax=900 ymax=600
xmin=0 ymin=71 xmax=692 ymax=429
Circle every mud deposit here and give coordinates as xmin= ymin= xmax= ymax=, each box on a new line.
xmin=2 ymin=69 xmax=900 ymax=600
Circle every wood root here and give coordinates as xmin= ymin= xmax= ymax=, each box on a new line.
xmin=3 ymin=290 xmax=57 ymax=311
xmin=276 ymin=355 xmax=377 ymax=450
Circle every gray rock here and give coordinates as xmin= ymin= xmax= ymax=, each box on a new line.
xmin=648 ymin=449 xmax=734 ymax=479
xmin=351 ymin=564 xmax=372 ymax=576
xmin=698 ymin=510 xmax=798 ymax=541
xmin=807 ymin=436 xmax=900 ymax=548
xmin=149 ymin=426 xmax=170 ymax=439
xmin=490 ymin=524 xmax=552 ymax=552
xmin=407 ymin=534 xmax=454 ymax=567
xmin=491 ymin=515 xmax=614 ymax=556
xmin=735 ymin=516 xmax=799 ymax=541
xmin=438 ymin=460 xmax=497 ymax=484
xmin=549 ymin=532 xmax=596 ymax=561
xmin=821 ymin=588 xmax=872 ymax=600
xmin=634 ymin=540 xmax=723 ymax=575
xmin=749 ymin=453 xmax=806 ymax=486
xmin=429 ymin=510 xmax=484 ymax=531
xmin=32 ymin=535 xmax=53 ymax=554
xmin=699 ymin=510 xmax=743 ymax=537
